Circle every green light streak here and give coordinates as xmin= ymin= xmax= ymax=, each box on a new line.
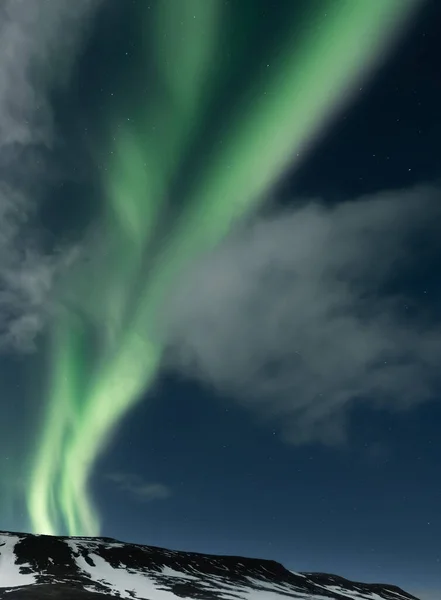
xmin=27 ymin=0 xmax=421 ymax=536
xmin=27 ymin=316 xmax=83 ymax=536
xmin=152 ymin=0 xmax=222 ymax=115
xmin=177 ymin=0 xmax=422 ymax=249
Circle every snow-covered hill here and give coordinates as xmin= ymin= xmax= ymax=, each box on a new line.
xmin=0 ymin=530 xmax=420 ymax=599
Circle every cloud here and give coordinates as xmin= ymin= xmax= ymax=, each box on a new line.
xmin=0 ymin=182 xmax=80 ymax=350
xmin=106 ymin=473 xmax=172 ymax=503
xmin=0 ymin=0 xmax=102 ymax=352
xmin=0 ymin=0 xmax=102 ymax=148
xmin=161 ymin=185 xmax=441 ymax=446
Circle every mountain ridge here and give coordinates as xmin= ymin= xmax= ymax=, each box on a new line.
xmin=0 ymin=530 xmax=421 ymax=599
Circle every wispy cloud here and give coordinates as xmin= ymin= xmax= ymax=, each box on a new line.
xmin=0 ymin=0 xmax=102 ymax=148
xmin=0 ymin=0 xmax=102 ymax=352
xmin=0 ymin=183 xmax=79 ymax=350
xmin=106 ymin=473 xmax=172 ymax=503
xmin=162 ymin=185 xmax=441 ymax=446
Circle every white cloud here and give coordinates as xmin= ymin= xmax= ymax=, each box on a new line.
xmin=106 ymin=473 xmax=172 ymax=503
xmin=0 ymin=0 xmax=102 ymax=351
xmin=162 ymin=185 xmax=441 ymax=446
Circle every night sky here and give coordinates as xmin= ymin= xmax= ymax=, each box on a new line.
xmin=0 ymin=2 xmax=440 ymax=600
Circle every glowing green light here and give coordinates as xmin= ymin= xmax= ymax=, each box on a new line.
xmin=27 ymin=0 xmax=420 ymax=536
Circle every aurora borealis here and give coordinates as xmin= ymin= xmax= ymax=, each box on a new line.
xmin=18 ymin=0 xmax=421 ymax=538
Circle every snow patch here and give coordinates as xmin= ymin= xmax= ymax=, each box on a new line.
xmin=0 ymin=534 xmax=36 ymax=588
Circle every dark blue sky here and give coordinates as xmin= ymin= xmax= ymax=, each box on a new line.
xmin=95 ymin=3 xmax=441 ymax=597
xmin=97 ymin=377 xmax=441 ymax=588
xmin=0 ymin=3 xmax=440 ymax=600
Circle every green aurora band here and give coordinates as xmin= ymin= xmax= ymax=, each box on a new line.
xmin=27 ymin=0 xmax=421 ymax=537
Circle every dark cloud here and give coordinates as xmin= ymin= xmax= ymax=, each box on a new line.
xmin=0 ymin=0 xmax=102 ymax=351
xmin=162 ymin=185 xmax=441 ymax=446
